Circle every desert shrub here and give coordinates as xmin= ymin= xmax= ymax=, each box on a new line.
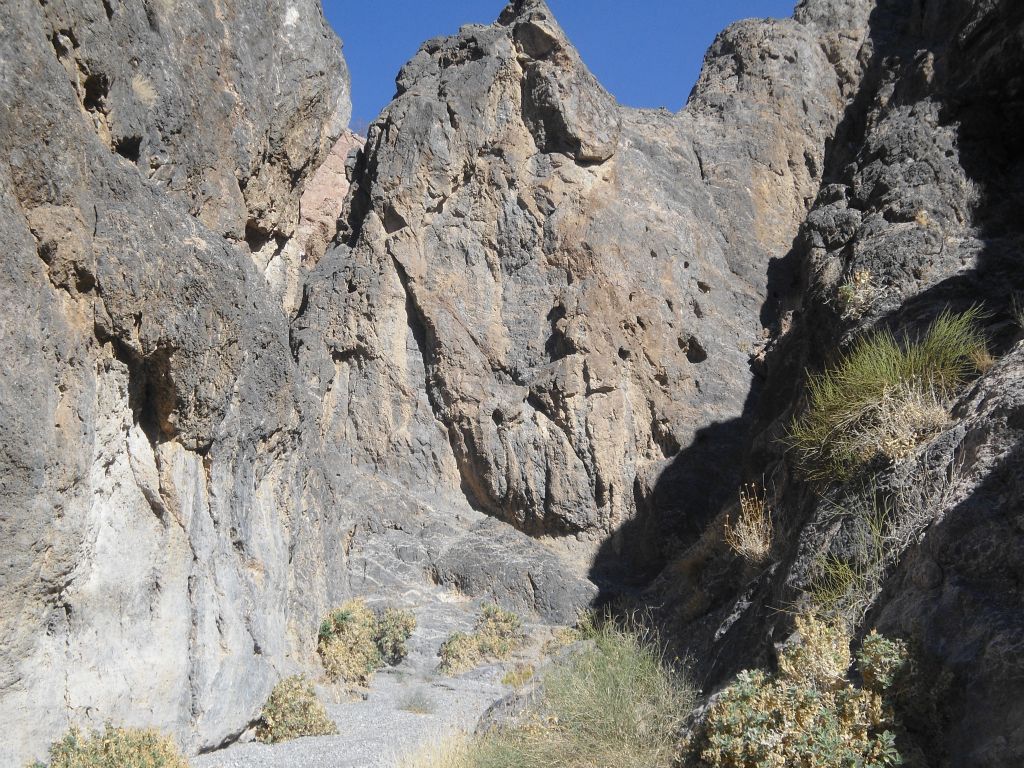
xmin=501 ymin=663 xmax=535 ymax=688
xmin=836 ymin=268 xmax=875 ymax=319
xmin=692 ymin=614 xmax=907 ymax=768
xmin=376 ymin=607 xmax=417 ymax=665
xmin=438 ymin=603 xmax=523 ymax=674
xmin=255 ymin=675 xmax=337 ymax=743
xmin=723 ymin=485 xmax=773 ymax=563
xmin=788 ymin=308 xmax=986 ymax=481
xmin=32 ymin=725 xmax=188 ymax=768
xmin=318 ymin=599 xmax=416 ymax=685
xmin=407 ymin=620 xmax=694 ymax=768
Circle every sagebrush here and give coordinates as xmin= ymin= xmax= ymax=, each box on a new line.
xmin=318 ymin=599 xmax=416 ymax=685
xmin=255 ymin=675 xmax=337 ymax=743
xmin=29 ymin=725 xmax=188 ymax=768
xmin=787 ymin=308 xmax=986 ymax=481
xmin=691 ymin=614 xmax=907 ymax=768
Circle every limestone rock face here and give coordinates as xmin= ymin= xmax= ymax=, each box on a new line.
xmin=4 ymin=0 xmax=1023 ymax=765
xmin=0 ymin=5 xmax=596 ymax=763
xmin=295 ymin=0 xmax=871 ymax=566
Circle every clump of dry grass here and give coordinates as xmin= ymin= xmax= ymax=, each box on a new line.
xmin=836 ymin=268 xmax=875 ymax=319
xmin=724 ymin=484 xmax=773 ymax=563
xmin=438 ymin=603 xmax=523 ymax=674
xmin=787 ymin=308 xmax=987 ymax=481
xmin=407 ymin=619 xmax=694 ymax=768
xmin=255 ymin=675 xmax=337 ymax=743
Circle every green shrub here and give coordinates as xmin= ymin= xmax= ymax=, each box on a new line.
xmin=255 ymin=675 xmax=337 ymax=743
xmin=788 ymin=308 xmax=986 ymax=481
xmin=318 ymin=599 xmax=417 ymax=685
xmin=438 ymin=603 xmax=523 ymax=674
xmin=692 ymin=614 xmax=907 ymax=768
xmin=407 ymin=620 xmax=694 ymax=768
xmin=31 ymin=725 xmax=188 ymax=768
xmin=376 ymin=607 xmax=417 ymax=665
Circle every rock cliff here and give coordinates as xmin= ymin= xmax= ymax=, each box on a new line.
xmin=2 ymin=0 xmax=1022 ymax=766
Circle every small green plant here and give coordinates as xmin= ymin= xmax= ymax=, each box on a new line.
xmin=318 ymin=599 xmax=417 ymax=685
xmin=691 ymin=614 xmax=907 ymax=768
xmin=31 ymin=725 xmax=188 ymax=768
xmin=407 ymin=619 xmax=694 ymax=768
xmin=809 ymin=500 xmax=890 ymax=624
xmin=438 ymin=603 xmax=523 ymax=674
xmin=723 ymin=484 xmax=773 ymax=563
xmin=787 ymin=308 xmax=986 ymax=481
xmin=255 ymin=675 xmax=337 ymax=743
xmin=501 ymin=663 xmax=535 ymax=688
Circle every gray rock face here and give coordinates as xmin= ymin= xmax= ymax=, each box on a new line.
xmin=0 ymin=6 xmax=598 ymax=763
xmin=294 ymin=0 xmax=870 ymax=571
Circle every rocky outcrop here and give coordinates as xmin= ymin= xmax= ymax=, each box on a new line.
xmin=654 ymin=1 xmax=1024 ymax=765
xmin=293 ymin=0 xmax=872 ymax=574
xmin=0 ymin=2 xmax=593 ymax=764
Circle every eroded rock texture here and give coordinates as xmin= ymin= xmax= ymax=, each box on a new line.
xmin=294 ymin=0 xmax=871 ymax=575
xmin=656 ymin=1 xmax=1024 ymax=765
xmin=3 ymin=0 xmax=1023 ymax=765
xmin=0 ymin=2 xmax=603 ymax=761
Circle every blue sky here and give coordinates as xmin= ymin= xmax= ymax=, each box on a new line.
xmin=322 ymin=1 xmax=796 ymax=132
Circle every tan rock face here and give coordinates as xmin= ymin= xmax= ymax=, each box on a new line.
xmin=296 ymin=0 xmax=870 ymax=567
xmin=268 ymin=129 xmax=364 ymax=315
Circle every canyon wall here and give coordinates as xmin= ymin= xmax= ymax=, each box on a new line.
xmin=2 ymin=0 xmax=1022 ymax=766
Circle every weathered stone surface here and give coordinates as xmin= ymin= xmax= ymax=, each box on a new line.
xmin=0 ymin=5 xmax=597 ymax=761
xmin=653 ymin=2 xmax=1024 ymax=765
xmin=5 ymin=0 xmax=1023 ymax=765
xmin=270 ymin=129 xmax=364 ymax=315
xmin=294 ymin=0 xmax=870 ymax=572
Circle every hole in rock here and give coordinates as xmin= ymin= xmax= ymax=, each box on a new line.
xmin=114 ymin=135 xmax=142 ymax=162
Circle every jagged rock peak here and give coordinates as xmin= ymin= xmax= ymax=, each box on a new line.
xmin=298 ymin=0 xmax=870 ymax=568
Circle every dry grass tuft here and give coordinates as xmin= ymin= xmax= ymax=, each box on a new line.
xmin=724 ymin=485 xmax=773 ymax=563
xmin=836 ymin=268 xmax=876 ymax=319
